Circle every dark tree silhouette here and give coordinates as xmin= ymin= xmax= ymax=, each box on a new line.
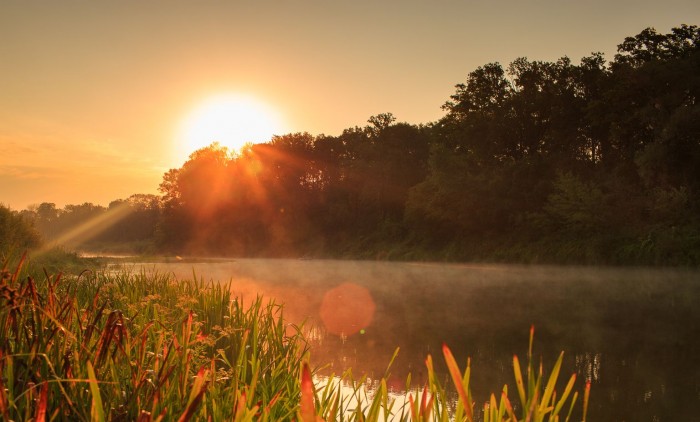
xmin=24 ymin=25 xmax=700 ymax=264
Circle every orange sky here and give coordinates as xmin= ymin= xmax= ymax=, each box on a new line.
xmin=2 ymin=1 xmax=699 ymax=210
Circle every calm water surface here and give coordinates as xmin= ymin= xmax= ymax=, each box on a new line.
xmin=120 ymin=259 xmax=700 ymax=421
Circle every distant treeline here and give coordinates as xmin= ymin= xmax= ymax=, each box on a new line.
xmin=9 ymin=25 xmax=700 ymax=265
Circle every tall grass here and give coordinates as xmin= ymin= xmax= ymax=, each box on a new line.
xmin=0 ymin=254 xmax=589 ymax=421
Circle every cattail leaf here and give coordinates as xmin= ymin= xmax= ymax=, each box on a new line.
xmin=502 ymin=389 xmax=517 ymax=422
xmin=87 ymin=361 xmax=105 ymax=422
xmin=553 ymin=373 xmax=577 ymax=417
xmin=513 ymin=354 xmax=527 ymax=410
xmin=540 ymin=351 xmax=564 ymax=413
xmin=583 ymin=381 xmax=591 ymax=422
xmin=35 ymin=382 xmax=48 ymax=422
xmin=299 ymin=362 xmax=318 ymax=422
xmin=565 ymin=391 xmax=578 ymax=422
xmin=178 ymin=366 xmax=209 ymax=422
xmin=442 ymin=343 xmax=473 ymax=421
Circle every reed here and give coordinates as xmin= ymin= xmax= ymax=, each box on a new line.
xmin=0 ymin=254 xmax=588 ymax=421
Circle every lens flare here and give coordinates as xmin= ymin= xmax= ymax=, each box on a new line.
xmin=319 ymin=282 xmax=376 ymax=336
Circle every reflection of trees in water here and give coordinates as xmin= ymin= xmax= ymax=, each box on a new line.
xmin=359 ymin=272 xmax=698 ymax=420
xmin=144 ymin=260 xmax=700 ymax=421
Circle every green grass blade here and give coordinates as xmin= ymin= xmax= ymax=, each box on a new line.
xmin=552 ymin=373 xmax=576 ymax=418
xmin=298 ymin=362 xmax=317 ymax=422
xmin=86 ymin=361 xmax=105 ymax=422
xmin=513 ymin=354 xmax=527 ymax=411
xmin=583 ymin=381 xmax=591 ymax=422
xmin=442 ymin=343 xmax=473 ymax=422
xmin=565 ymin=391 xmax=578 ymax=422
xmin=539 ymin=351 xmax=564 ymax=414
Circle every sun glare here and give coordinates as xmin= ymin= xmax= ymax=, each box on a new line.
xmin=177 ymin=94 xmax=284 ymax=162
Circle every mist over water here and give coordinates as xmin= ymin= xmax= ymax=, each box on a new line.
xmin=120 ymin=258 xmax=700 ymax=421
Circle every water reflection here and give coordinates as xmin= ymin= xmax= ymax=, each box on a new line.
xmin=575 ymin=352 xmax=601 ymax=382
xmin=313 ymin=374 xmax=418 ymax=421
xmin=120 ymin=259 xmax=700 ymax=421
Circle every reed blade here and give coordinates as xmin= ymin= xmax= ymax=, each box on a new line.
xmin=442 ymin=343 xmax=473 ymax=421
xmin=87 ymin=361 xmax=105 ymax=422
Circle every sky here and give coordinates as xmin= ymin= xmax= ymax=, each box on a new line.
xmin=1 ymin=0 xmax=699 ymax=210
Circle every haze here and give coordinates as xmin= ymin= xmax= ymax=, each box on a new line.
xmin=1 ymin=0 xmax=698 ymax=209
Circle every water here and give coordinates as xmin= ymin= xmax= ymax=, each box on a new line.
xmin=119 ymin=258 xmax=700 ymax=420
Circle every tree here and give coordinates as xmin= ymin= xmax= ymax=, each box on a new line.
xmin=0 ymin=205 xmax=41 ymax=252
xmin=96 ymin=194 xmax=162 ymax=245
xmin=156 ymin=143 xmax=233 ymax=253
xmin=255 ymin=133 xmax=320 ymax=254
xmin=443 ymin=63 xmax=511 ymax=118
xmin=32 ymin=202 xmax=61 ymax=239
xmin=614 ymin=25 xmax=700 ymax=68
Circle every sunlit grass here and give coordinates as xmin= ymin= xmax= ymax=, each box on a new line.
xmin=0 ymin=254 xmax=589 ymax=421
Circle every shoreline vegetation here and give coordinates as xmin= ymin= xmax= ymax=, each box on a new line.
xmin=3 ymin=24 xmax=700 ymax=267
xmin=2 ymin=23 xmax=698 ymax=421
xmin=1 ymin=253 xmax=589 ymax=421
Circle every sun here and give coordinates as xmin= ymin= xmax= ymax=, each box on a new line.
xmin=177 ymin=94 xmax=284 ymax=162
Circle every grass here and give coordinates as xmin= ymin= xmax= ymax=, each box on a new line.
xmin=1 ymin=252 xmax=589 ymax=421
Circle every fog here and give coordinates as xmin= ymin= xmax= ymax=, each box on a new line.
xmin=117 ymin=258 xmax=700 ymax=421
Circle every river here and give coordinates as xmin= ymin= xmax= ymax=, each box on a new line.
xmin=115 ymin=258 xmax=700 ymax=421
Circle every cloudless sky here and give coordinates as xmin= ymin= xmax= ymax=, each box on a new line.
xmin=1 ymin=0 xmax=699 ymax=209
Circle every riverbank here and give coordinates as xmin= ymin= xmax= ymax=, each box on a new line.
xmin=1 ymin=253 xmax=590 ymax=421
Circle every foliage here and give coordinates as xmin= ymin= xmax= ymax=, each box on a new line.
xmin=407 ymin=24 xmax=700 ymax=264
xmin=0 ymin=257 xmax=589 ymax=421
xmin=0 ymin=204 xmax=41 ymax=253
xmin=22 ymin=24 xmax=700 ymax=265
xmin=27 ymin=247 xmax=102 ymax=276
xmin=24 ymin=195 xmax=162 ymax=254
xmin=0 ymin=255 xmax=309 ymax=421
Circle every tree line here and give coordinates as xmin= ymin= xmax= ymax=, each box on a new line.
xmin=9 ymin=25 xmax=700 ymax=264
